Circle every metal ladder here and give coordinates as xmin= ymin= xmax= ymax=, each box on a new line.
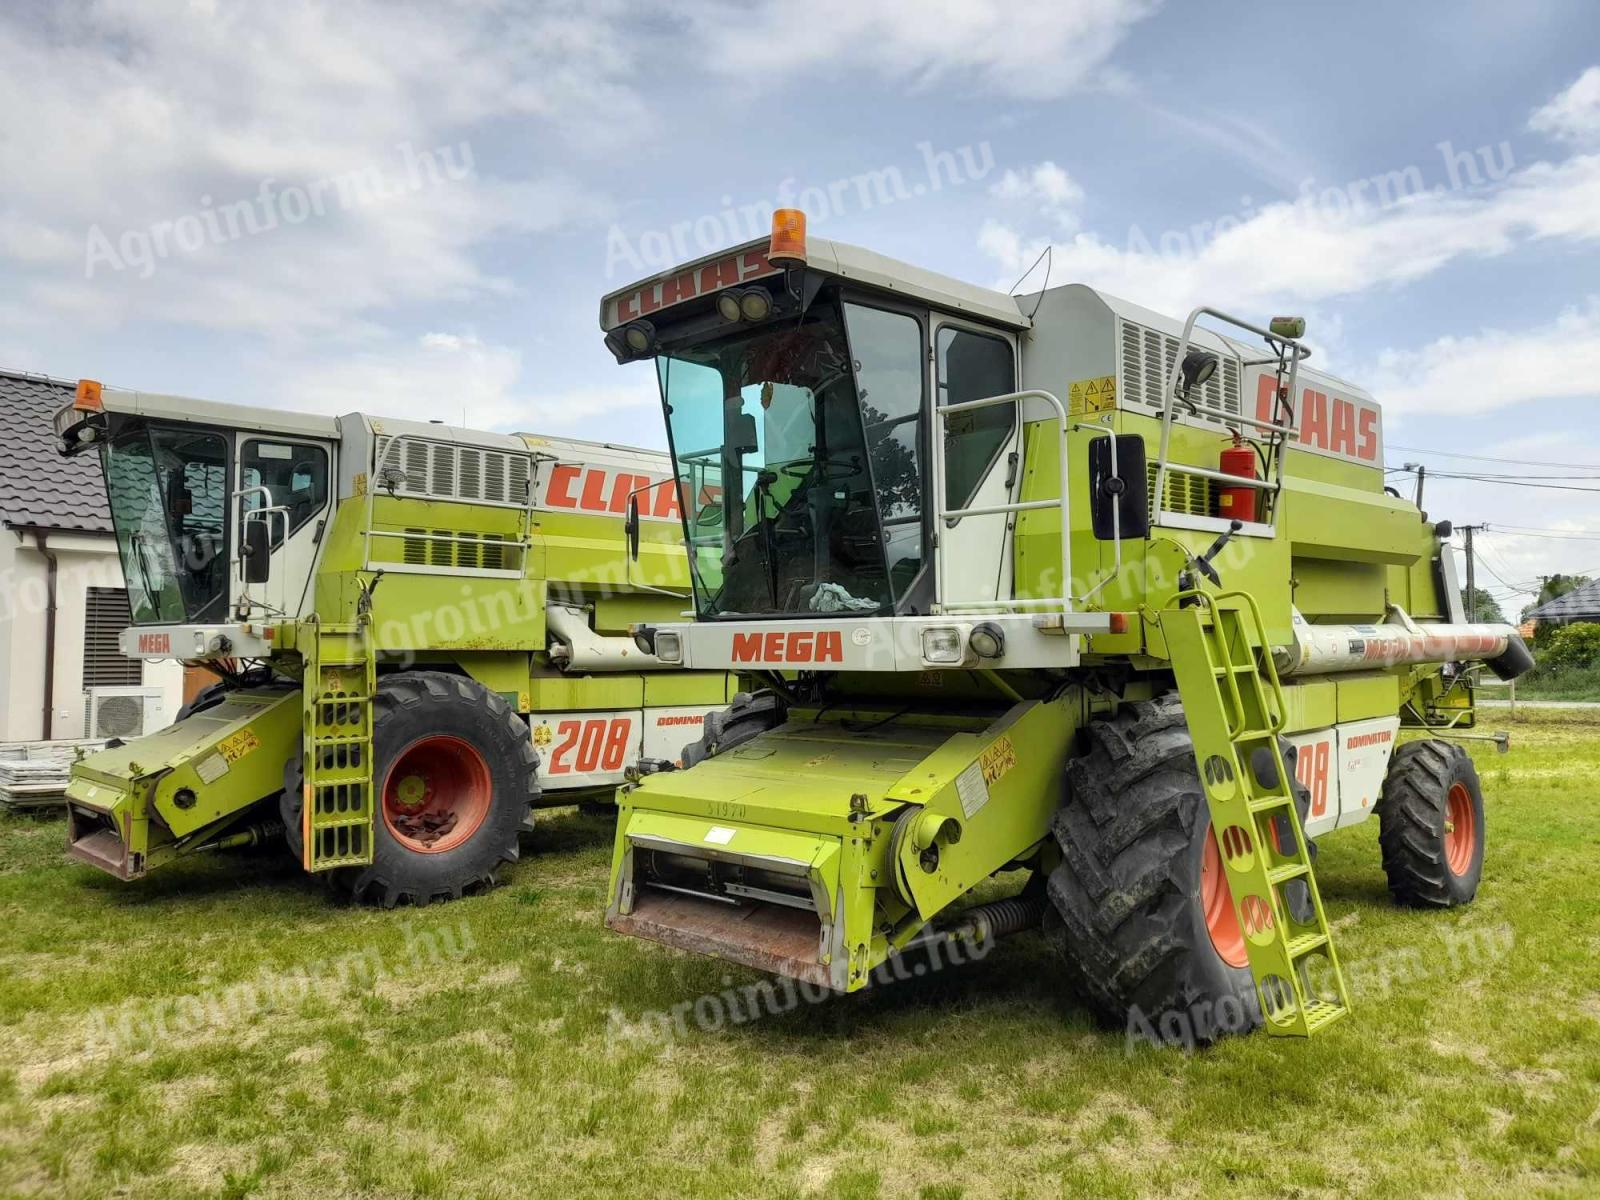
xmin=1162 ymin=589 xmax=1351 ymax=1036
xmin=1152 ymin=307 xmax=1309 ymax=534
xmin=301 ymin=620 xmax=376 ymax=871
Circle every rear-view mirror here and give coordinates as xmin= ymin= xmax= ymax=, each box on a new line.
xmin=1087 ymin=434 xmax=1149 ymax=541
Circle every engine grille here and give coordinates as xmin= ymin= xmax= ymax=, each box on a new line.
xmin=374 ymin=436 xmax=532 ymax=507
xmin=1120 ymin=320 xmax=1242 ymax=419
xmin=1147 ymin=462 xmax=1216 ymax=518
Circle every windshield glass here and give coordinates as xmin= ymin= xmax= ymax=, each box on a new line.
xmin=659 ymin=297 xmax=924 ymax=619
xmin=103 ymin=426 xmax=230 ymax=624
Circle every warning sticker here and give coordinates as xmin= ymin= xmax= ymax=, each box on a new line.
xmin=704 ymin=826 xmax=737 ymax=845
xmin=1068 ymin=374 xmax=1118 ymax=417
xmin=195 ymin=753 xmax=230 ymax=785
xmin=979 ymin=736 xmax=1016 ymax=785
xmin=218 ymin=729 xmax=260 ymax=763
xmin=956 ymin=761 xmax=989 ymax=819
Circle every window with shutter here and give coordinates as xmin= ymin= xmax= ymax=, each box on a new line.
xmin=83 ymin=588 xmax=143 ymax=689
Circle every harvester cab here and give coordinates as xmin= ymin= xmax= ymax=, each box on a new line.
xmin=597 ymin=210 xmax=1532 ymax=1039
xmin=54 ymin=382 xmax=738 ymax=902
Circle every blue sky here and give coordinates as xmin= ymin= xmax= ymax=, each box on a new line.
xmin=2 ymin=0 xmax=1598 ymax=613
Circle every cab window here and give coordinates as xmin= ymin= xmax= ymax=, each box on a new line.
xmin=241 ymin=440 xmax=330 ymax=546
xmin=937 ymin=327 xmax=1016 ymax=509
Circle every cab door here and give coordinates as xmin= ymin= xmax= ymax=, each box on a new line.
xmin=933 ymin=320 xmax=1020 ymax=606
xmin=233 ymin=436 xmax=335 ymax=618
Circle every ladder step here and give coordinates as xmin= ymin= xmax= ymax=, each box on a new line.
xmin=1302 ymin=999 xmax=1348 ymax=1033
xmin=1247 ymin=794 xmax=1294 ymax=814
xmin=1268 ymin=861 xmax=1309 ymax=884
xmin=1285 ymin=931 xmax=1328 ymax=958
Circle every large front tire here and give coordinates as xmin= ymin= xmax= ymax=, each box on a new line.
xmin=283 ymin=672 xmax=538 ymax=906
xmin=1378 ymin=739 xmax=1484 ymax=908
xmin=1044 ymin=697 xmax=1311 ymax=1043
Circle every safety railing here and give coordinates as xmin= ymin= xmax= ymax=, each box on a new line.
xmin=1152 ymin=306 xmax=1310 ymax=534
xmin=931 ymin=389 xmax=1072 ymax=614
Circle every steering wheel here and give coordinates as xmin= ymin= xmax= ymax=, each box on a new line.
xmin=780 ymin=457 xmax=861 ymax=484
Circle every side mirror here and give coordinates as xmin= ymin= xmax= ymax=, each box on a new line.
xmin=243 ymin=518 xmax=272 ymax=583
xmin=625 ymin=494 xmax=641 ymax=561
xmin=730 ymin=412 xmax=759 ymax=455
xmin=1087 ymin=434 xmax=1149 ymax=541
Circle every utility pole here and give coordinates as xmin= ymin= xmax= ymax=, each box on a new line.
xmin=1459 ymin=524 xmax=1489 ymax=623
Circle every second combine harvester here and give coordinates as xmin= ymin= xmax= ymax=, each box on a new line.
xmin=54 ymin=386 xmax=735 ymax=904
xmin=597 ymin=210 xmax=1531 ymax=1039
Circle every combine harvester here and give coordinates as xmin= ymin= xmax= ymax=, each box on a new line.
xmin=54 ymin=385 xmax=734 ymax=904
xmin=596 ymin=210 xmax=1531 ymax=1038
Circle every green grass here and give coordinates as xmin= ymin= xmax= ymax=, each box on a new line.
xmin=1509 ymin=666 xmax=1600 ymax=703
xmin=2 ymin=711 xmax=1599 ymax=1198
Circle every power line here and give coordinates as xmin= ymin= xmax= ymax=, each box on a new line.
xmin=1389 ymin=443 xmax=1600 ymax=470
xmin=1423 ymin=472 xmax=1600 ymax=493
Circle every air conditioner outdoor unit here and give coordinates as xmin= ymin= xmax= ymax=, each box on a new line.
xmin=83 ymin=686 xmax=166 ymax=740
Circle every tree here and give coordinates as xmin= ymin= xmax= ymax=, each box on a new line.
xmin=1541 ymin=623 xmax=1600 ymax=672
xmin=1461 ymin=586 xmax=1505 ymax=624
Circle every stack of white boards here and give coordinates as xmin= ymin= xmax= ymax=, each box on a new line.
xmin=0 ymin=741 xmax=105 ymax=811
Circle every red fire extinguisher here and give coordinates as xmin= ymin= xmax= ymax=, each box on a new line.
xmin=1218 ymin=435 xmax=1258 ymax=523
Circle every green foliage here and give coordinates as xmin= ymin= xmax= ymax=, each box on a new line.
xmin=1461 ymin=586 xmax=1505 ymax=624
xmin=1524 ymin=575 xmax=1592 ymax=641
xmin=1540 ymin=622 xmax=1600 ymax=671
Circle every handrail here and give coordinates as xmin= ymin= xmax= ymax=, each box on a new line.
xmin=1153 ymin=306 xmax=1312 ymax=532
xmin=933 ymin=389 xmax=1071 ymax=615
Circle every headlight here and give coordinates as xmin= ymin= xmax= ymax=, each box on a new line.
xmin=920 ymin=626 xmax=965 ymax=665
xmin=968 ymin=621 xmax=1005 ymax=660
xmin=654 ymin=630 xmax=683 ymax=664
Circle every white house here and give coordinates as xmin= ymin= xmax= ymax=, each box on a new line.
xmin=0 ymin=368 xmax=182 ymax=741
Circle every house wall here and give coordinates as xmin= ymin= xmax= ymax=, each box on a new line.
xmin=0 ymin=528 xmax=182 ymax=742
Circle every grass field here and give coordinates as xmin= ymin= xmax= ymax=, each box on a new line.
xmin=2 ymin=711 xmax=1598 ymax=1199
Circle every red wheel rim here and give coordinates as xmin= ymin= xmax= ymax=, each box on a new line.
xmin=381 ymin=735 xmax=492 ymax=855
xmin=1444 ymin=782 xmax=1477 ymax=876
xmin=1202 ymin=826 xmax=1249 ymax=968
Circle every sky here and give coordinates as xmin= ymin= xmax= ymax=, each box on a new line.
xmin=2 ymin=0 xmax=1598 ymax=616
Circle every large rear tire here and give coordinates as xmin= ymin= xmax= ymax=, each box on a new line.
xmin=1044 ymin=696 xmax=1312 ymax=1043
xmin=1378 ymin=739 xmax=1484 ymax=908
xmin=282 ymin=672 xmax=538 ymax=906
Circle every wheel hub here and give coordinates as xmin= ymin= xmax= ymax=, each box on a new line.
xmin=381 ymin=735 xmax=493 ymax=854
xmin=1444 ymin=782 xmax=1476 ymax=876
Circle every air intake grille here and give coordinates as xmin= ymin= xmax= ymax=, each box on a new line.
xmin=395 ymin=529 xmax=518 ymax=572
xmin=1120 ymin=321 xmax=1241 ymax=419
xmin=375 ymin=437 xmax=532 ymax=507
xmin=1147 ymin=462 xmax=1216 ymax=518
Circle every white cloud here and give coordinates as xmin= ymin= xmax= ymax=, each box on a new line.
xmin=0 ymin=1 xmax=635 ymax=338
xmin=1365 ymin=298 xmax=1600 ymax=417
xmin=685 ymin=0 xmax=1161 ymax=99
xmin=990 ymin=162 xmax=1084 ymax=230
xmin=1529 ymin=66 xmax=1600 ymax=145
xmin=262 ymin=331 xmax=663 ymax=441
xmin=979 ymin=149 xmax=1600 ymax=317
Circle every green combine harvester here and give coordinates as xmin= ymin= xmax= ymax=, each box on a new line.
xmin=596 ymin=209 xmax=1532 ymax=1038
xmin=54 ymin=383 xmax=734 ymax=904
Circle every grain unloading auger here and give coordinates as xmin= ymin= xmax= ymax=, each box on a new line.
xmin=595 ymin=210 xmax=1531 ymax=1039
xmin=53 ymin=384 xmax=736 ymax=904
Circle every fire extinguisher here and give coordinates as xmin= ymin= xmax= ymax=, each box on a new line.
xmin=1218 ymin=435 xmax=1258 ymax=523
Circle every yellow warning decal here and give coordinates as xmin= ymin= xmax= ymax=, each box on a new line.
xmin=1068 ymin=374 xmax=1118 ymax=416
xmin=218 ymin=729 xmax=260 ymax=764
xmin=979 ymin=735 xmax=1016 ymax=785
